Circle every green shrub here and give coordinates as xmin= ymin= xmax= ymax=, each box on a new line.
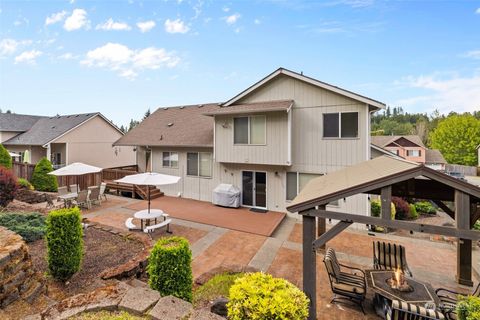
xmin=409 ymin=204 xmax=418 ymax=219
xmin=457 ymin=295 xmax=480 ymax=320
xmin=474 ymin=220 xmax=480 ymax=231
xmin=227 ymin=272 xmax=309 ymax=320
xmin=46 ymin=207 xmax=83 ymax=281
xmin=193 ymin=272 xmax=245 ymax=307
xmin=147 ymin=236 xmax=193 ymax=302
xmin=17 ymin=177 xmax=34 ymax=190
xmin=0 ymin=166 xmax=18 ymax=207
xmin=371 ymin=199 xmax=396 ymax=219
xmin=0 ymin=144 xmax=12 ymax=169
xmin=414 ymin=201 xmax=437 ymax=214
xmin=31 ymin=157 xmax=58 ymax=192
xmin=0 ymin=212 xmax=45 ymax=242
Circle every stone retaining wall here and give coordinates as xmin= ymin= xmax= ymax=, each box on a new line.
xmin=0 ymin=226 xmax=44 ymax=308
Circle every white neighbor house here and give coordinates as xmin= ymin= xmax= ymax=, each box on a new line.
xmin=114 ymin=68 xmax=385 ymax=219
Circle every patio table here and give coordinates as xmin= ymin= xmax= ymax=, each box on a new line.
xmin=365 ymin=269 xmax=441 ymax=318
xmin=134 ymin=209 xmax=165 ymax=230
xmin=58 ymin=192 xmax=78 ymax=208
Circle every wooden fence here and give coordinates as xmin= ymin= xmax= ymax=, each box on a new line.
xmin=445 ymin=164 xmax=478 ymax=177
xmin=12 ymin=162 xmax=35 ymax=181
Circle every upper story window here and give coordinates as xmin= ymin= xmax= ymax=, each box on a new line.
xmin=234 ymin=115 xmax=266 ymax=145
xmin=187 ymin=152 xmax=212 ymax=177
xmin=162 ymin=151 xmax=178 ymax=168
xmin=406 ymin=149 xmax=421 ymax=157
xmin=323 ymin=112 xmax=358 ymax=138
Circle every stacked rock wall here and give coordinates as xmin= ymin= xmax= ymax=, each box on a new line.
xmin=0 ymin=226 xmax=43 ymax=308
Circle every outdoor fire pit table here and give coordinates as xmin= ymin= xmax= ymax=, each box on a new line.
xmin=365 ymin=269 xmax=441 ymax=318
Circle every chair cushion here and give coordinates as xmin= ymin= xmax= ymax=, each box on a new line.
xmin=332 ymin=282 xmax=365 ymax=295
xmin=392 ymin=300 xmax=445 ymax=320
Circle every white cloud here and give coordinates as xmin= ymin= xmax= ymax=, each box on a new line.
xmin=224 ymin=13 xmax=241 ymax=25
xmin=64 ymin=9 xmax=89 ymax=31
xmin=81 ymin=42 xmax=180 ymax=79
xmin=222 ymin=7 xmax=230 ymax=12
xmin=96 ymin=18 xmax=131 ymax=31
xmin=395 ymin=72 xmax=480 ymax=113
xmin=14 ymin=50 xmax=42 ymax=64
xmin=476 ymin=8 xmax=480 ymax=14
xmin=164 ymin=19 xmax=189 ymax=34
xmin=0 ymin=38 xmax=31 ymax=56
xmin=137 ymin=20 xmax=156 ymax=33
xmin=58 ymin=52 xmax=77 ymax=60
xmin=254 ymin=19 xmax=261 ymax=25
xmin=45 ymin=10 xmax=67 ymax=26
xmin=464 ymin=50 xmax=480 ymax=59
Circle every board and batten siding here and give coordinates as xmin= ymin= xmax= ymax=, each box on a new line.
xmin=214 ymin=112 xmax=289 ymax=166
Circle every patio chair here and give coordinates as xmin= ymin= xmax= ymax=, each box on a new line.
xmin=323 ymin=247 xmax=366 ymax=314
xmin=373 ymin=241 xmax=413 ymax=277
xmin=73 ymin=190 xmax=90 ymax=209
xmin=387 ymin=300 xmax=445 ymax=320
xmin=88 ymin=186 xmax=101 ymax=206
xmin=435 ymin=283 xmax=480 ymax=320
xmin=99 ymin=182 xmax=107 ymax=201
xmin=69 ymin=184 xmax=78 ymax=193
xmin=57 ymin=186 xmax=68 ymax=196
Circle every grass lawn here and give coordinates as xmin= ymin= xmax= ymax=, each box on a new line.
xmin=193 ymin=272 xmax=245 ymax=308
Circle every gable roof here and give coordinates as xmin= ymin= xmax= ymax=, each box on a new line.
xmin=3 ymin=113 xmax=100 ymax=146
xmin=0 ymin=113 xmax=44 ymax=132
xmin=371 ymin=135 xmax=425 ymax=149
xmin=425 ymin=149 xmax=447 ymax=164
xmin=223 ymin=68 xmax=386 ymax=109
xmin=287 ymin=155 xmax=480 ymax=213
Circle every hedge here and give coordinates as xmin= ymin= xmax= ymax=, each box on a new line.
xmin=457 ymin=295 xmax=480 ymax=320
xmin=0 ymin=212 xmax=46 ymax=242
xmin=0 ymin=144 xmax=12 ymax=169
xmin=0 ymin=166 xmax=18 ymax=207
xmin=147 ymin=236 xmax=193 ymax=302
xmin=227 ymin=272 xmax=309 ymax=320
xmin=31 ymin=157 xmax=58 ymax=192
xmin=46 ymin=207 xmax=84 ymax=280
xmin=409 ymin=203 xmax=418 ymax=220
xmin=414 ymin=201 xmax=437 ymax=214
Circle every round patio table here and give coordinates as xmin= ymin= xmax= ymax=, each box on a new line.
xmin=134 ymin=209 xmax=165 ymax=230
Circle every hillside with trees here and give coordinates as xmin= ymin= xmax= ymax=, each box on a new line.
xmin=371 ymin=107 xmax=480 ymax=166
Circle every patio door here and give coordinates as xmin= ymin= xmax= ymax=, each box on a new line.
xmin=242 ymin=171 xmax=267 ymax=209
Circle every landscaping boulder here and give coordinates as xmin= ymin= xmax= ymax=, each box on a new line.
xmin=119 ymin=286 xmax=160 ymax=315
xmin=149 ymin=295 xmax=193 ymax=320
xmin=210 ymin=297 xmax=228 ymax=317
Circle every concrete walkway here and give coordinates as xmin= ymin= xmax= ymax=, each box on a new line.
xmin=84 ymin=195 xmax=479 ymax=320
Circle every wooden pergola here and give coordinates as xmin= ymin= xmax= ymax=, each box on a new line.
xmin=287 ymin=156 xmax=480 ymax=320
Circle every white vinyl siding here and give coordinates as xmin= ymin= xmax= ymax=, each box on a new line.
xmin=233 ymin=115 xmax=266 ymax=145
xmin=323 ymin=112 xmax=358 ymax=138
xmin=187 ymin=152 xmax=212 ymax=177
xmin=162 ymin=151 xmax=178 ymax=168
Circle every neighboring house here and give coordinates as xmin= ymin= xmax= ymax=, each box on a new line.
xmin=1 ymin=112 xmax=135 ymax=169
xmin=114 ymin=68 xmax=385 ymax=216
xmin=424 ymin=149 xmax=447 ymax=171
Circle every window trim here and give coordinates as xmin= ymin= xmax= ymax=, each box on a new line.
xmin=406 ymin=149 xmax=421 ymax=157
xmin=186 ymin=152 xmax=213 ymax=178
xmin=233 ymin=115 xmax=267 ymax=146
xmin=285 ymin=171 xmax=341 ymax=206
xmin=322 ymin=111 xmax=359 ymax=139
xmin=162 ymin=151 xmax=179 ymax=168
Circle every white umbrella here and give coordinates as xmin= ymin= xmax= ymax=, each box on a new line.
xmin=23 ymin=150 xmax=31 ymax=163
xmin=8 ymin=152 xmax=20 ymax=157
xmin=115 ymin=172 xmax=180 ymax=213
xmin=48 ymin=162 xmax=102 ymax=176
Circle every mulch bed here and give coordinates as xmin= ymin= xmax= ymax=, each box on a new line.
xmin=28 ymin=227 xmax=144 ymax=298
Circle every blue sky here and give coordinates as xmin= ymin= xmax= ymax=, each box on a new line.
xmin=0 ymin=0 xmax=479 ymax=127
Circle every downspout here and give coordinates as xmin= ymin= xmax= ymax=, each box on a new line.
xmin=287 ymin=102 xmax=293 ymax=165
xmin=213 ymin=115 xmax=216 ymax=161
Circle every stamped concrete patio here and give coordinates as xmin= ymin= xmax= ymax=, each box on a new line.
xmin=83 ymin=195 xmax=480 ymax=319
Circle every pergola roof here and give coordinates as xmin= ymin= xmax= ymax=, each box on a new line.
xmin=287 ymin=156 xmax=480 ymax=213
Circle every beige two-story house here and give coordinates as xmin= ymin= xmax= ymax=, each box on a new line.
xmin=114 ymin=68 xmax=385 ymax=216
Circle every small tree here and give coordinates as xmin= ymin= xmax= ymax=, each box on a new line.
xmin=147 ymin=236 xmax=193 ymax=302
xmin=0 ymin=144 xmax=12 ymax=169
xmin=0 ymin=167 xmax=18 ymax=207
xmin=31 ymin=157 xmax=58 ymax=192
xmin=46 ymin=207 xmax=83 ymax=281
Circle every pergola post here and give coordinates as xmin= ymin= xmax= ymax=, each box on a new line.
xmin=381 ymin=186 xmax=392 ymax=232
xmin=455 ymin=190 xmax=473 ymax=286
xmin=317 ymin=205 xmax=326 ymax=250
xmin=302 ymin=211 xmax=317 ymax=320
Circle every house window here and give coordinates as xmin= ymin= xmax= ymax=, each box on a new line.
xmin=162 ymin=152 xmax=178 ymax=168
xmin=286 ymin=172 xmax=323 ymax=201
xmin=234 ymin=115 xmax=266 ymax=145
xmin=323 ymin=112 xmax=358 ymax=138
xmin=187 ymin=152 xmax=212 ymax=177
xmin=407 ymin=150 xmax=421 ymax=157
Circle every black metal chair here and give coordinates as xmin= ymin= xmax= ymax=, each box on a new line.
xmin=323 ymin=247 xmax=366 ymax=314
xmin=435 ymin=283 xmax=480 ymax=320
xmin=373 ymin=240 xmax=413 ymax=277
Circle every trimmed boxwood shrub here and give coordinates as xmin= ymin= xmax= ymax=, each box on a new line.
xmin=414 ymin=201 xmax=437 ymax=214
xmin=0 ymin=166 xmax=18 ymax=207
xmin=409 ymin=203 xmax=418 ymax=219
xmin=457 ymin=295 xmax=480 ymax=320
xmin=46 ymin=207 xmax=84 ymax=281
xmin=0 ymin=212 xmax=46 ymax=242
xmin=17 ymin=177 xmax=34 ymax=190
xmin=370 ymin=199 xmax=396 ymax=219
xmin=227 ymin=272 xmax=309 ymax=320
xmin=392 ymin=197 xmax=411 ymax=220
xmin=0 ymin=144 xmax=12 ymax=169
xmin=31 ymin=157 xmax=58 ymax=192
xmin=147 ymin=236 xmax=193 ymax=302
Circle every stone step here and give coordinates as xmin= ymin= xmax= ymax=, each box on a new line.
xmin=21 ymin=280 xmax=44 ymax=304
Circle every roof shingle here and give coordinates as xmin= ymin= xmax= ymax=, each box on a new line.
xmin=0 ymin=113 xmax=44 ymax=132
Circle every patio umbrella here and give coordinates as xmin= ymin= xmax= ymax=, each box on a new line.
xmin=114 ymin=172 xmax=180 ymax=213
xmin=8 ymin=152 xmax=20 ymax=158
xmin=48 ymin=162 xmax=103 ymax=191
xmin=23 ymin=150 xmax=31 ymax=164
